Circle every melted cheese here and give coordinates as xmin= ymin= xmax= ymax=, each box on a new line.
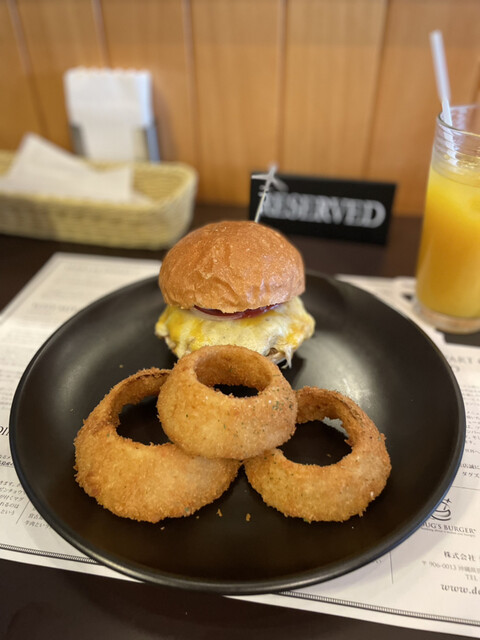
xmin=155 ymin=297 xmax=315 ymax=366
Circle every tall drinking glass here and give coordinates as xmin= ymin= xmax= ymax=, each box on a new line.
xmin=414 ymin=104 xmax=480 ymax=333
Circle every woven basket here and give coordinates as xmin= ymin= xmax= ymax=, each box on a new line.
xmin=0 ymin=151 xmax=197 ymax=249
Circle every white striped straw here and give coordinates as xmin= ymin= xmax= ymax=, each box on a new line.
xmin=430 ymin=30 xmax=453 ymax=126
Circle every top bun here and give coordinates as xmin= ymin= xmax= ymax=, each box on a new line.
xmin=159 ymin=221 xmax=305 ymax=312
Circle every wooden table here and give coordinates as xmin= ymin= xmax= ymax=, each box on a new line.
xmin=1 ymin=207 xmax=478 ymax=640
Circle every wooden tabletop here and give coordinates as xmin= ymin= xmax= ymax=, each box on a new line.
xmin=1 ymin=207 xmax=478 ymax=640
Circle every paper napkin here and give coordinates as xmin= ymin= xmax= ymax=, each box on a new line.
xmin=0 ymin=133 xmax=149 ymax=203
xmin=64 ymin=67 xmax=158 ymax=162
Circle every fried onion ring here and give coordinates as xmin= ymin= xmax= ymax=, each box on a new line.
xmin=244 ymin=387 xmax=391 ymax=522
xmin=157 ymin=346 xmax=297 ymax=460
xmin=74 ymin=368 xmax=240 ymax=523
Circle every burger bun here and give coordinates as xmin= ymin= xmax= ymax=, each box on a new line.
xmin=159 ymin=221 xmax=305 ymax=313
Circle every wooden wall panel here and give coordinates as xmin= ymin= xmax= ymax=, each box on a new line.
xmin=102 ymin=0 xmax=197 ymax=166
xmin=367 ymin=0 xmax=480 ymax=214
xmin=191 ymin=0 xmax=283 ymax=204
xmin=1 ymin=0 xmax=479 ymax=213
xmin=16 ymin=0 xmax=106 ymax=150
xmin=281 ymin=0 xmax=386 ymax=179
xmin=0 ymin=0 xmax=42 ymax=148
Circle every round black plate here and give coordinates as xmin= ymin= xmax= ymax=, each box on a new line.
xmin=9 ymin=273 xmax=465 ymax=594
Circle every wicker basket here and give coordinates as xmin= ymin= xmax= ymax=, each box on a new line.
xmin=0 ymin=151 xmax=197 ymax=249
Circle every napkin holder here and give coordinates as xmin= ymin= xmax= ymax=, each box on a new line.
xmin=64 ymin=67 xmax=160 ymax=163
xmin=0 ymin=151 xmax=197 ymax=249
xmin=69 ymin=122 xmax=160 ymax=163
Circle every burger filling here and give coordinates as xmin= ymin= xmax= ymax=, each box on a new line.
xmin=193 ymin=304 xmax=279 ymax=320
xmin=155 ymin=297 xmax=315 ymax=366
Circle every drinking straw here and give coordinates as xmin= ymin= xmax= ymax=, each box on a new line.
xmin=430 ymin=30 xmax=453 ymax=126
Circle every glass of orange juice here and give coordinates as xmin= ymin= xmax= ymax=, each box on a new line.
xmin=414 ymin=104 xmax=480 ymax=333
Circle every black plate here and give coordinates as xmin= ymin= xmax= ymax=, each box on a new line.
xmin=9 ymin=273 xmax=465 ymax=594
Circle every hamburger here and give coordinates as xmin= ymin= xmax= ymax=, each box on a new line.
xmin=155 ymin=220 xmax=315 ymax=365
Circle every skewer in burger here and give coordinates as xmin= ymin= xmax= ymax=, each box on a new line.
xmin=155 ymin=220 xmax=315 ymax=366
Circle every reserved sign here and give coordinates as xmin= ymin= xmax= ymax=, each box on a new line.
xmin=249 ymin=172 xmax=396 ymax=245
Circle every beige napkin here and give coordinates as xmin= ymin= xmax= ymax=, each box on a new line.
xmin=0 ymin=134 xmax=151 ymax=204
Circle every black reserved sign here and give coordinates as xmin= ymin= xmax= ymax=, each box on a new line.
xmin=249 ymin=172 xmax=396 ymax=245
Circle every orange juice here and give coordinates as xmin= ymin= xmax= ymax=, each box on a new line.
xmin=415 ymin=164 xmax=480 ymax=320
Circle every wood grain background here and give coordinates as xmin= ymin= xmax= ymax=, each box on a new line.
xmin=1 ymin=0 xmax=479 ymax=214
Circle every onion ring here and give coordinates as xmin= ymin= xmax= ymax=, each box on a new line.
xmin=74 ymin=368 xmax=240 ymax=523
xmin=244 ymin=387 xmax=391 ymax=522
xmin=157 ymin=346 xmax=297 ymax=460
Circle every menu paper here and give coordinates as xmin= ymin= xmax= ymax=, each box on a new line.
xmin=0 ymin=254 xmax=479 ymax=637
xmin=0 ymin=254 xmax=160 ymax=578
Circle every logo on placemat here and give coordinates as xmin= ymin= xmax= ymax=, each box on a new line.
xmin=422 ymin=498 xmax=477 ymax=537
xmin=249 ymin=172 xmax=396 ymax=245
xmin=431 ymin=498 xmax=452 ymax=521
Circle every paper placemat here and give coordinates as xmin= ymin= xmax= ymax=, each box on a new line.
xmin=0 ymin=254 xmax=478 ymax=637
